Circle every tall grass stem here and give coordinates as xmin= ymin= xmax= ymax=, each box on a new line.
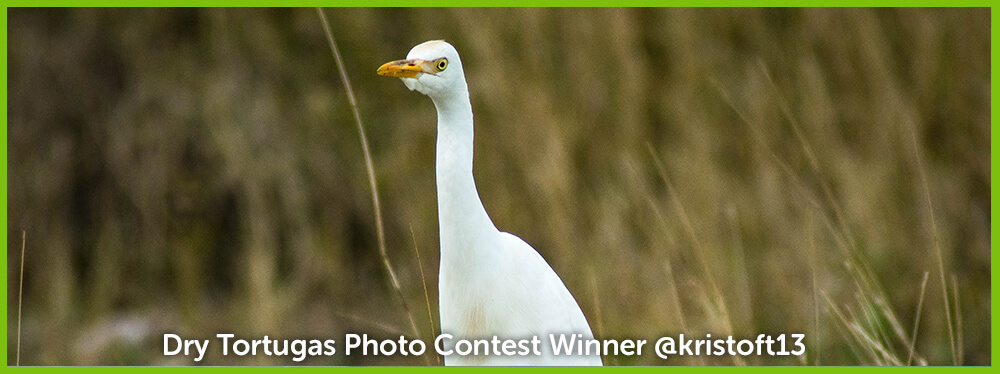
xmin=316 ymin=8 xmax=429 ymax=365
xmin=906 ymin=272 xmax=930 ymax=366
xmin=409 ymin=225 xmax=441 ymax=365
xmin=17 ymin=231 xmax=26 ymax=366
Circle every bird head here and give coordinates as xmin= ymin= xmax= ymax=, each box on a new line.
xmin=377 ymin=40 xmax=468 ymax=100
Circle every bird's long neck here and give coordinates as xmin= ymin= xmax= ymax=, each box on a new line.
xmin=433 ymin=91 xmax=497 ymax=264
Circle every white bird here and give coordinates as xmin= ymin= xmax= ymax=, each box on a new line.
xmin=377 ymin=40 xmax=602 ymax=366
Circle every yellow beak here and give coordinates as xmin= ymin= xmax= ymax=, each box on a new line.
xmin=377 ymin=59 xmax=429 ymax=78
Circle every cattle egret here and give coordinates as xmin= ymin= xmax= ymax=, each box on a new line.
xmin=377 ymin=40 xmax=602 ymax=366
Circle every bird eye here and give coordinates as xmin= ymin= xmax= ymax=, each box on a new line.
xmin=435 ymin=58 xmax=448 ymax=72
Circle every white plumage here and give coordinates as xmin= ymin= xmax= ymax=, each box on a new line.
xmin=377 ymin=40 xmax=601 ymax=366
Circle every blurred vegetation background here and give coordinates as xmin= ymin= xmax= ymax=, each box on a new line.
xmin=6 ymin=8 xmax=990 ymax=365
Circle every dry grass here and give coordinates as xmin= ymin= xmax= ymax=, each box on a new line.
xmin=6 ymin=8 xmax=990 ymax=365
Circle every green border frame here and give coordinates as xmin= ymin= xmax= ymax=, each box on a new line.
xmin=0 ymin=1 xmax=996 ymax=7
xmin=1 ymin=3 xmax=995 ymax=369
